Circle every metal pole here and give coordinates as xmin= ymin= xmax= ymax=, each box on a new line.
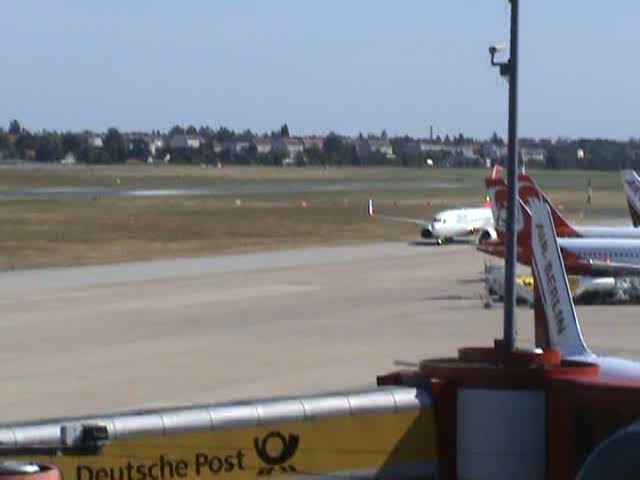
xmin=503 ymin=0 xmax=520 ymax=351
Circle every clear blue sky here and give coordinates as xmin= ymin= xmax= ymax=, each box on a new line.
xmin=1 ymin=1 xmax=638 ymax=140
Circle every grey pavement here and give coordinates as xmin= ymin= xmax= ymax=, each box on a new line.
xmin=0 ymin=242 xmax=638 ymax=423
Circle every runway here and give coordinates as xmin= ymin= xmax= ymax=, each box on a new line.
xmin=0 ymin=180 xmax=458 ymax=201
xmin=1 ymin=242 xmax=639 ymax=423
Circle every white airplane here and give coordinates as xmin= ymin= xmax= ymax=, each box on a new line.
xmin=367 ymin=198 xmax=496 ymax=245
xmin=622 ymin=169 xmax=640 ymax=227
xmin=519 ymin=173 xmax=640 ymax=238
xmin=480 ymin=178 xmax=640 ymax=276
xmin=530 ymin=196 xmax=640 ymax=379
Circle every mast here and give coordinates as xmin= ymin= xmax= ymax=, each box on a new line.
xmin=490 ymin=0 xmax=520 ymax=351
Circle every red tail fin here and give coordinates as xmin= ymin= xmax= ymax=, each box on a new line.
xmin=486 ymin=178 xmax=532 ymax=245
xmin=518 ymin=175 xmax=577 ymax=237
xmin=491 ymin=164 xmax=505 ymax=179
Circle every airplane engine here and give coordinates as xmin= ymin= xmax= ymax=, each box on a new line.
xmin=420 ymin=227 xmax=434 ymax=239
xmin=577 ymin=420 xmax=640 ymax=479
xmin=478 ymin=227 xmax=497 ymax=244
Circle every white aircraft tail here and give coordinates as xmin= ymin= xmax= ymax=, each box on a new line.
xmin=529 ymin=198 xmax=591 ymax=357
xmin=622 ymin=170 xmax=640 ymax=227
xmin=368 ymin=198 xmax=374 ymax=217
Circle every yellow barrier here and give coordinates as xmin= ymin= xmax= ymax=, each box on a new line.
xmin=17 ymin=411 xmax=437 ymax=479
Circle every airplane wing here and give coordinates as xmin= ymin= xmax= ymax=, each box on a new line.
xmin=374 ymin=214 xmax=428 ymax=226
xmin=368 ymin=199 xmax=428 ymax=226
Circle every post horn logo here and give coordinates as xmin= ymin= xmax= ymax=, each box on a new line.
xmin=254 ymin=431 xmax=300 ymax=476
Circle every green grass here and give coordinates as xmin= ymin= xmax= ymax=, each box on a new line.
xmin=0 ymin=166 xmax=632 ymax=270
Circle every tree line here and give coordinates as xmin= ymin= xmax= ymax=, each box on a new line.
xmin=1 ymin=119 xmax=640 ymax=170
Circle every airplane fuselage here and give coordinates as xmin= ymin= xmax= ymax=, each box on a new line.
xmin=480 ymin=237 xmax=640 ymax=275
xmin=572 ymin=226 xmax=640 ymax=239
xmin=427 ymin=207 xmax=493 ymax=241
xmin=567 ymin=354 xmax=640 ymax=381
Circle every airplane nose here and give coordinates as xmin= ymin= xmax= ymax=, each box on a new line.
xmin=421 ymin=226 xmax=434 ymax=239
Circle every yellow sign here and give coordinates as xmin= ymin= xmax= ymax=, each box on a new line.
xmin=16 ymin=411 xmax=437 ymax=479
xmin=518 ymin=275 xmax=582 ymax=296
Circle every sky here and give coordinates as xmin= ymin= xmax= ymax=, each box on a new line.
xmin=1 ymin=1 xmax=638 ymax=140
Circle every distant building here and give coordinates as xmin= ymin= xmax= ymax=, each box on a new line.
xmin=169 ymin=134 xmax=202 ymax=149
xmin=356 ymin=138 xmax=394 ymax=158
xmin=272 ymin=137 xmax=305 ymax=159
xmin=520 ymin=147 xmax=547 ymax=167
xmin=458 ymin=144 xmax=477 ymax=159
xmin=88 ymin=135 xmax=103 ymax=148
xmin=254 ymin=137 xmax=273 ymax=155
xmin=222 ymin=140 xmax=251 ymax=154
xmin=402 ymin=141 xmax=479 ymax=162
xmin=212 ymin=140 xmax=224 ymax=154
xmin=148 ymin=137 xmax=164 ymax=156
xmin=302 ymin=136 xmax=325 ymax=151
xmin=483 ymin=143 xmax=508 ymax=160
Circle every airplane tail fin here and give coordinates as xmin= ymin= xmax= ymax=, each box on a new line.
xmin=485 ymin=177 xmax=507 ymax=230
xmin=519 ymin=175 xmax=577 ymax=236
xmin=485 ymin=177 xmax=531 ymax=246
xmin=529 ymin=196 xmax=591 ymax=357
xmin=368 ymin=198 xmax=374 ymax=217
xmin=622 ymin=170 xmax=640 ymax=227
xmin=491 ymin=164 xmax=505 ymax=179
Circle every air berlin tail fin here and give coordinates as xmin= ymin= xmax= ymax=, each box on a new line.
xmin=529 ymin=198 xmax=590 ymax=357
xmin=519 ymin=175 xmax=577 ymax=236
xmin=622 ymin=170 xmax=640 ymax=227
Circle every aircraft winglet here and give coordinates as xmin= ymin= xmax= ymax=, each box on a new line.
xmin=529 ymin=197 xmax=591 ymax=357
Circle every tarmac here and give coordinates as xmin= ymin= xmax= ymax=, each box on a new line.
xmin=1 ymin=241 xmax=639 ymax=423
xmin=0 ymin=180 xmax=458 ymax=200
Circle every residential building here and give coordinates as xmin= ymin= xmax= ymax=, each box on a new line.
xmin=88 ymin=135 xmax=103 ymax=148
xmin=222 ymin=140 xmax=251 ymax=154
xmin=272 ymin=137 xmax=305 ymax=158
xmin=169 ymin=134 xmax=202 ymax=149
xmin=483 ymin=143 xmax=508 ymax=160
xmin=356 ymin=138 xmax=394 ymax=158
xmin=520 ymin=147 xmax=547 ymax=167
xmin=148 ymin=137 xmax=164 ymax=156
xmin=212 ymin=140 xmax=224 ymax=154
xmin=302 ymin=136 xmax=325 ymax=152
xmin=254 ymin=137 xmax=273 ymax=155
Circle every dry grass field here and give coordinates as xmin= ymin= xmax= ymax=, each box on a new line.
xmin=0 ymin=166 xmax=631 ymax=270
